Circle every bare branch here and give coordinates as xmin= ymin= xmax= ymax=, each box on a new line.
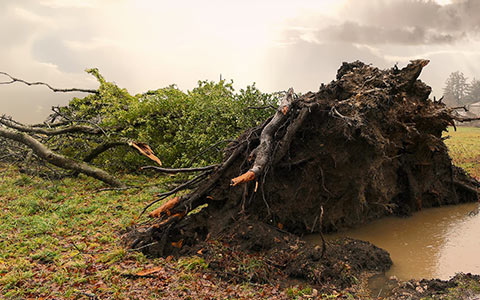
xmin=231 ymin=88 xmax=296 ymax=186
xmin=31 ymin=121 xmax=72 ymax=128
xmin=273 ymin=105 xmax=313 ymax=163
xmin=0 ymin=116 xmax=101 ymax=135
xmin=247 ymin=105 xmax=277 ymax=110
xmin=82 ymin=141 xmax=130 ymax=163
xmin=141 ymin=164 xmax=219 ymax=174
xmin=139 ymin=171 xmax=210 ymax=218
xmin=454 ymin=116 xmax=480 ymax=122
xmin=450 ymin=105 xmax=468 ymax=111
xmin=0 ymin=71 xmax=97 ymax=94
xmin=0 ymin=127 xmax=125 ymax=187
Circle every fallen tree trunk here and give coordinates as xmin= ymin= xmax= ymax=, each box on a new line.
xmin=126 ymin=60 xmax=479 ymax=262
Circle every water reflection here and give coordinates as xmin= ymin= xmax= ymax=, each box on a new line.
xmin=305 ymin=202 xmax=480 ymax=280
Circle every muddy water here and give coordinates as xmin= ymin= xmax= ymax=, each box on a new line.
xmin=306 ymin=202 xmax=480 ymax=280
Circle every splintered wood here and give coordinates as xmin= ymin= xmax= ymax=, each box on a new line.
xmin=130 ymin=142 xmax=163 ymax=166
xmin=231 ymin=171 xmax=256 ymax=186
xmin=149 ymin=196 xmax=180 ymax=218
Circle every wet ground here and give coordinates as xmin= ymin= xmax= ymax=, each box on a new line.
xmin=306 ymin=202 xmax=480 ymax=280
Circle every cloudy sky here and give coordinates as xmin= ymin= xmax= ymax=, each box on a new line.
xmin=1 ymin=0 xmax=480 ymax=122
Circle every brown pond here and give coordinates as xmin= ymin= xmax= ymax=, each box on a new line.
xmin=305 ymin=202 xmax=480 ymax=280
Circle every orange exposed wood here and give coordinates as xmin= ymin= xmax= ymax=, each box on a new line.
xmin=281 ymin=105 xmax=289 ymax=115
xmin=149 ymin=196 xmax=180 ymax=218
xmin=230 ymin=170 xmax=255 ymax=186
xmin=130 ymin=142 xmax=162 ymax=166
xmin=171 ymin=239 xmax=183 ymax=249
xmin=153 ymin=212 xmax=186 ymax=228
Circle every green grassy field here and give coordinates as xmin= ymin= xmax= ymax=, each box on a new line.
xmin=0 ymin=127 xmax=479 ymax=299
xmin=444 ymin=126 xmax=480 ymax=180
xmin=0 ymin=170 xmax=292 ymax=299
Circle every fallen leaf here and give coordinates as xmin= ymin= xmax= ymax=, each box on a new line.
xmin=135 ymin=266 xmax=164 ymax=277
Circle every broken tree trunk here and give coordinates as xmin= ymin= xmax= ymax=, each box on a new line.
xmin=125 ymin=60 xmax=479 ymax=258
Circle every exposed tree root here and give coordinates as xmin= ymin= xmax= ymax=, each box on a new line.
xmin=125 ymin=61 xmax=480 ymax=283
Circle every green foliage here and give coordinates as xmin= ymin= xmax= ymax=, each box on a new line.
xmin=58 ymin=70 xmax=278 ymax=171
xmin=286 ymin=286 xmax=313 ymax=299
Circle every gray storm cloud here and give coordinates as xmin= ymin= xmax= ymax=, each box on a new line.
xmin=268 ymin=0 xmax=480 ymax=98
xmin=320 ymin=22 xmax=457 ymax=45
xmin=285 ymin=0 xmax=480 ymax=46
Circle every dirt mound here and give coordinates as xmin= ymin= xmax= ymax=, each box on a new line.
xmin=125 ymin=60 xmax=479 ymax=287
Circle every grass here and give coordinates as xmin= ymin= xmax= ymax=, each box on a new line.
xmin=0 ymin=168 xmax=157 ymax=299
xmin=0 ymin=167 xmax=292 ymax=299
xmin=0 ymin=127 xmax=479 ymax=299
xmin=444 ymin=126 xmax=480 ymax=180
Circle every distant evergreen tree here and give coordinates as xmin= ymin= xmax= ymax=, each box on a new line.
xmin=443 ymin=71 xmax=468 ymax=106
xmin=464 ymin=78 xmax=480 ymax=105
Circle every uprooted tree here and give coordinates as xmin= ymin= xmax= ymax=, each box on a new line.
xmin=125 ymin=60 xmax=479 ymax=259
xmin=1 ymin=60 xmax=480 ymax=286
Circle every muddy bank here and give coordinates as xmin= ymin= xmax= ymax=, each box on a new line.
xmin=379 ymin=273 xmax=480 ymax=299
xmin=309 ymin=202 xmax=480 ymax=281
xmin=188 ymin=219 xmax=392 ymax=289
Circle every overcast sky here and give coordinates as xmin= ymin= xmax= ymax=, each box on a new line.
xmin=1 ymin=0 xmax=480 ymax=122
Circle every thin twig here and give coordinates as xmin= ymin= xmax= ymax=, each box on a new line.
xmin=128 ymin=241 xmax=159 ymax=252
xmin=138 ymin=171 xmax=210 ymax=218
xmin=247 ymin=105 xmax=277 ymax=110
xmin=0 ymin=115 xmax=102 ymax=135
xmin=95 ymin=186 xmax=140 ymax=193
xmin=141 ymin=164 xmax=219 ymax=174
xmin=187 ymin=139 xmax=233 ymax=167
xmin=454 ymin=116 xmax=480 ymax=122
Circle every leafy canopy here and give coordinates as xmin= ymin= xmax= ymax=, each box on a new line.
xmin=58 ymin=69 xmax=278 ymax=170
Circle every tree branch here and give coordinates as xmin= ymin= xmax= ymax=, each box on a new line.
xmin=0 ymin=71 xmax=97 ymax=94
xmin=0 ymin=116 xmax=102 ymax=135
xmin=82 ymin=141 xmax=130 ymax=163
xmin=141 ymin=164 xmax=219 ymax=174
xmin=454 ymin=116 xmax=480 ymax=122
xmin=0 ymin=127 xmax=125 ymax=187
xmin=231 ymin=88 xmax=296 ymax=186
xmin=273 ymin=105 xmax=314 ymax=163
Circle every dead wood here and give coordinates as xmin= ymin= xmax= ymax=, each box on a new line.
xmin=0 ymin=127 xmax=125 ymax=187
xmin=231 ymin=88 xmax=296 ymax=186
xmin=454 ymin=116 xmax=480 ymax=122
xmin=130 ymin=142 xmax=163 ymax=166
xmin=0 ymin=71 xmax=97 ymax=94
xmin=81 ymin=141 xmax=131 ymax=163
xmin=141 ymin=164 xmax=219 ymax=174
